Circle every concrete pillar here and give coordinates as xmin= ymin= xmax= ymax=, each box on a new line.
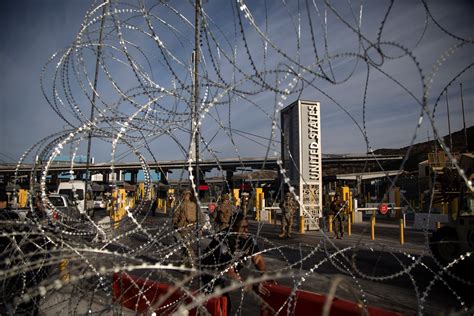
xmin=103 ymin=172 xmax=110 ymax=184
xmin=130 ymin=171 xmax=138 ymax=184
xmin=356 ymin=175 xmax=362 ymax=197
xmin=76 ymin=172 xmax=85 ymax=181
xmin=159 ymin=170 xmax=168 ymax=185
xmin=226 ymin=170 xmax=234 ymax=192
xmin=51 ymin=173 xmax=59 ymax=186
xmin=35 ymin=170 xmax=42 ymax=183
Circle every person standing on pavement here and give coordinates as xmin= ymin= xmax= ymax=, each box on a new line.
xmin=207 ymin=199 xmax=217 ymax=222
xmin=329 ymin=194 xmax=346 ymax=239
xmin=150 ymin=197 xmax=157 ymax=217
xmin=201 ymin=212 xmax=271 ymax=314
xmin=173 ymin=190 xmax=200 ymax=229
xmin=241 ymin=193 xmax=250 ymax=216
xmin=216 ymin=193 xmax=233 ymax=231
xmin=33 ymin=193 xmax=46 ymax=220
xmin=172 ymin=190 xmax=204 ymax=266
xmin=279 ymin=192 xmax=298 ymax=238
xmin=167 ymin=192 xmax=175 ymax=209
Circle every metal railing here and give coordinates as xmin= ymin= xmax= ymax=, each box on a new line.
xmin=353 ymin=199 xmax=408 ymax=244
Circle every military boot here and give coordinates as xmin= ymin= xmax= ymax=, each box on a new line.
xmin=278 ymin=228 xmax=286 ymax=238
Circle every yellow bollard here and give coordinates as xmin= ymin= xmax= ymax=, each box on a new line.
xmin=399 ymin=218 xmax=404 ymax=245
xmin=18 ymin=189 xmax=28 ymax=208
xmin=347 ymin=215 xmax=351 ymax=237
xmin=328 ymin=215 xmax=333 ymax=233
xmin=371 ymin=216 xmax=375 ymax=240
xmin=255 ymin=188 xmax=263 ymax=212
xmin=443 ymin=202 xmax=448 ymax=215
xmin=267 ymin=210 xmax=272 ymax=223
xmin=232 ymin=188 xmax=240 ymax=206
xmin=436 ymin=222 xmax=441 ymax=230
xmin=452 ymin=198 xmax=459 ymax=219
xmin=59 ymin=259 xmax=69 ymax=282
xmin=256 ymin=208 xmax=260 ymax=221
xmin=299 ymin=216 xmax=305 ymax=234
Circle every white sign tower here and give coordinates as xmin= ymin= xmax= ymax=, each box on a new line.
xmin=281 ymin=100 xmax=322 ymax=231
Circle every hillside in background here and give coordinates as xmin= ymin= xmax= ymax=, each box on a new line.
xmin=374 ymin=126 xmax=473 ymax=171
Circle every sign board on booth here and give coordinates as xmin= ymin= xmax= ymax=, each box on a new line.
xmin=281 ymin=100 xmax=323 ymax=231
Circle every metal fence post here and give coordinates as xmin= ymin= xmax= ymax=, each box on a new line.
xmin=347 ymin=215 xmax=352 ymax=236
xmin=399 ymin=218 xmax=404 ymax=245
xmin=371 ymin=212 xmax=375 ymax=240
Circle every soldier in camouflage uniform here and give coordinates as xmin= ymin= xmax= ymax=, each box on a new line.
xmin=172 ymin=190 xmax=203 ymax=266
xmin=279 ymin=192 xmax=298 ymax=238
xmin=167 ymin=192 xmax=175 ymax=210
xmin=216 ymin=193 xmax=233 ymax=231
xmin=329 ymin=194 xmax=345 ymax=239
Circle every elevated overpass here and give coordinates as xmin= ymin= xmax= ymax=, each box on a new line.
xmin=0 ymin=154 xmax=403 ymax=184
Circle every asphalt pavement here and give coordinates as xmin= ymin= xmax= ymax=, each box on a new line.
xmin=36 ymin=212 xmax=472 ymax=315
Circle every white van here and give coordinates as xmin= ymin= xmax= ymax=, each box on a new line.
xmin=57 ymin=181 xmax=94 ymax=217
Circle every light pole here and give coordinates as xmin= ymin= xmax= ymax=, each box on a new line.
xmin=193 ymin=0 xmax=201 ymax=196
xmin=193 ymin=0 xmax=202 ymax=274
xmin=85 ymin=0 xmax=108 ymax=210
xmin=445 ymin=87 xmax=453 ymax=151
xmin=460 ymin=83 xmax=468 ymax=152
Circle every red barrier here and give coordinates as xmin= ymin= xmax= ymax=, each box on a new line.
xmin=260 ymin=284 xmax=401 ymax=316
xmin=112 ymin=272 xmax=227 ymax=315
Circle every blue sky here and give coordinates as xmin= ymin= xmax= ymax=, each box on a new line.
xmin=0 ymin=0 xmax=473 ymax=166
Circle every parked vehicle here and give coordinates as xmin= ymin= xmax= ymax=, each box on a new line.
xmin=57 ymin=181 xmax=94 ymax=217
xmin=46 ymin=193 xmax=78 ymax=219
xmin=93 ymin=194 xmax=106 ymax=209
xmin=92 ymin=183 xmax=107 ymax=209
xmin=428 ymin=155 xmax=474 ymax=266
